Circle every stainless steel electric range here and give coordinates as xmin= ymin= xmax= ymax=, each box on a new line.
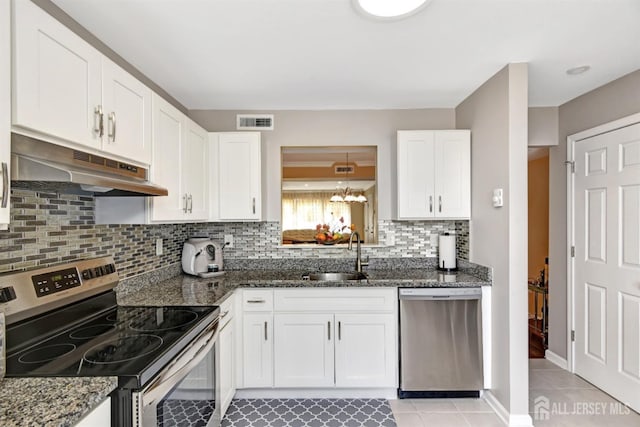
xmin=0 ymin=257 xmax=220 ymax=427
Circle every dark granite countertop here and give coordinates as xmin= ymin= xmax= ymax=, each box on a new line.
xmin=117 ymin=268 xmax=490 ymax=306
xmin=0 ymin=377 xmax=117 ymax=427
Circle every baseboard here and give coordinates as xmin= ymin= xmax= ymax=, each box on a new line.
xmin=235 ymin=388 xmax=397 ymax=399
xmin=545 ymin=350 xmax=568 ymax=370
xmin=484 ymin=391 xmax=533 ymax=427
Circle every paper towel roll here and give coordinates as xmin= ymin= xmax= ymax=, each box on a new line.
xmin=438 ymin=233 xmax=457 ymax=270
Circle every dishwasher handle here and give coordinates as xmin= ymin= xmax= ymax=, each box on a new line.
xmin=399 ymin=288 xmax=482 ymax=301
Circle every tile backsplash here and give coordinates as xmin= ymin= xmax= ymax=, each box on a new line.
xmin=1 ymin=190 xmax=469 ymax=276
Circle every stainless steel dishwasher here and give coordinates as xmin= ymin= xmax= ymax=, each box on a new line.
xmin=398 ymin=287 xmax=483 ymax=398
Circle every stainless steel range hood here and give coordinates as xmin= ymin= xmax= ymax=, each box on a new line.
xmin=10 ymin=134 xmax=168 ymax=197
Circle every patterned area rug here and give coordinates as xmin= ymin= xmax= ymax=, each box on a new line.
xmin=222 ymin=398 xmax=397 ymax=427
xmin=158 ymin=399 xmax=216 ymax=427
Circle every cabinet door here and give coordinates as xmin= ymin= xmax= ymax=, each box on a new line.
xmin=219 ymin=320 xmax=235 ymax=418
xmin=75 ymin=398 xmax=111 ymax=427
xmin=101 ymin=59 xmax=152 ymax=164
xmin=218 ymin=132 xmax=261 ymax=220
xmin=397 ymin=131 xmax=435 ymax=219
xmin=335 ymin=313 xmax=397 ymax=388
xmin=242 ymin=313 xmax=273 ymax=388
xmin=273 ymin=313 xmax=335 ymax=388
xmin=12 ymin=0 xmax=102 ymax=150
xmin=434 ymin=130 xmax=470 ymax=218
xmin=183 ymin=122 xmax=209 ymax=220
xmin=149 ymin=94 xmax=186 ymax=221
xmin=0 ymin=0 xmax=10 ymax=229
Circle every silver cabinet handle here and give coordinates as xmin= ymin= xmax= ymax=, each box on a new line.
xmin=108 ymin=112 xmax=116 ymax=142
xmin=264 ymin=321 xmax=268 ymax=341
xmin=246 ymin=299 xmax=265 ymax=304
xmin=439 ymin=195 xmax=442 ymax=213
xmin=94 ymin=105 xmax=104 ymax=137
xmin=328 ymin=321 xmax=331 ymax=340
xmin=187 ymin=194 xmax=193 ymax=213
xmin=1 ymin=162 xmax=7 ymax=208
xmin=252 ymin=197 xmax=256 ymax=215
xmin=338 ymin=321 xmax=341 ymax=340
xmin=182 ymin=194 xmax=188 ymax=213
xmin=429 ymin=195 xmax=433 ymax=213
xmin=220 ymin=310 xmax=229 ymax=318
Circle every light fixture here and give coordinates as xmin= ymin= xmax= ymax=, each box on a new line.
xmin=330 ymin=153 xmax=368 ymax=203
xmin=566 ymin=65 xmax=591 ymax=76
xmin=353 ymin=0 xmax=432 ymax=20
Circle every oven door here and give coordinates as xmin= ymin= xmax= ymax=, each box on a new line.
xmin=135 ymin=319 xmax=220 ymax=427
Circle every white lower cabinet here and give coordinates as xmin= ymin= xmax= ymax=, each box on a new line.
xmin=74 ymin=397 xmax=110 ymax=427
xmin=334 ymin=313 xmax=396 ymax=387
xmin=242 ymin=312 xmax=273 ymax=388
xmin=219 ymin=296 xmax=236 ymax=418
xmin=239 ymin=288 xmax=397 ymax=391
xmin=274 ymin=313 xmax=335 ymax=387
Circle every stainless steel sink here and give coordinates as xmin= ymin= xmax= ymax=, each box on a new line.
xmin=303 ymin=272 xmax=367 ymax=281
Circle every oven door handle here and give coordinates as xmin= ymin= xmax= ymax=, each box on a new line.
xmin=143 ymin=319 xmax=219 ymax=406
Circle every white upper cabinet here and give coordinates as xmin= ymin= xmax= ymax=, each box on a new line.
xmin=397 ymin=130 xmax=470 ymax=219
xmin=210 ymin=132 xmax=262 ymax=221
xmin=101 ymin=59 xmax=152 ymax=164
xmin=183 ymin=121 xmax=208 ymax=220
xmin=12 ymin=1 xmax=152 ymax=164
xmin=149 ymin=95 xmax=185 ymax=222
xmin=13 ymin=0 xmax=102 ymax=150
xmin=149 ymin=94 xmax=208 ymax=222
xmin=0 ymin=0 xmax=10 ymax=229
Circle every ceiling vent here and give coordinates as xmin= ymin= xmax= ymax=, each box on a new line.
xmin=335 ymin=164 xmax=355 ymax=174
xmin=237 ymin=114 xmax=274 ymax=130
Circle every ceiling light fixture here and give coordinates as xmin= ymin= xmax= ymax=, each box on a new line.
xmin=353 ymin=0 xmax=432 ymax=20
xmin=566 ymin=65 xmax=591 ymax=76
xmin=330 ymin=153 xmax=367 ymax=203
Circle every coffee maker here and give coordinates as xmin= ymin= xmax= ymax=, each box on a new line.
xmin=181 ymin=236 xmax=224 ymax=277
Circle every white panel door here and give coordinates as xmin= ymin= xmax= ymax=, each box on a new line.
xmin=219 ymin=320 xmax=235 ymax=418
xmin=574 ymin=122 xmax=640 ymax=412
xmin=218 ymin=132 xmax=261 ymax=220
xmin=242 ymin=313 xmax=273 ymax=388
xmin=334 ymin=313 xmax=397 ymax=388
xmin=149 ymin=94 xmax=185 ymax=221
xmin=273 ymin=313 xmax=335 ymax=388
xmin=183 ymin=122 xmax=209 ymax=220
xmin=397 ymin=131 xmax=435 ymax=219
xmin=13 ymin=0 xmax=102 ymax=149
xmin=434 ymin=130 xmax=471 ymax=218
xmin=101 ymin=59 xmax=152 ymax=164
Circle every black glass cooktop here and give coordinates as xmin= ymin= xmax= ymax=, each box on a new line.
xmin=5 ymin=293 xmax=218 ymax=389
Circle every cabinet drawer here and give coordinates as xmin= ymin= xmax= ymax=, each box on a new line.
xmin=219 ymin=294 xmax=234 ymax=328
xmin=242 ymin=289 xmax=273 ymax=311
xmin=274 ymin=288 xmax=396 ymax=312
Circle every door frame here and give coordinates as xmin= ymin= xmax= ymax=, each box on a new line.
xmin=566 ymin=111 xmax=640 ymax=373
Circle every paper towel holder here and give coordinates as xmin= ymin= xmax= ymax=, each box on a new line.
xmin=437 ymin=232 xmax=458 ymax=272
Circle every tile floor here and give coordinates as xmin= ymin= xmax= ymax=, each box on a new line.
xmin=389 ymin=359 xmax=640 ymax=426
xmin=528 ymin=358 xmax=640 ymax=426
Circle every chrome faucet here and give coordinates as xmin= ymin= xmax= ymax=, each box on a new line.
xmin=348 ymin=231 xmax=369 ymax=273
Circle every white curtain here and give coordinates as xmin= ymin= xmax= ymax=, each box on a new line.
xmin=282 ymin=191 xmax=351 ymax=230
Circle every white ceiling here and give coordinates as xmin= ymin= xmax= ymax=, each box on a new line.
xmin=51 ymin=0 xmax=640 ymax=110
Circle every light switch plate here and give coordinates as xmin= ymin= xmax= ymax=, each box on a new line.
xmin=492 ymin=188 xmax=504 ymax=207
xmin=224 ymin=234 xmax=234 ymax=248
xmin=155 ymin=238 xmax=163 ymax=256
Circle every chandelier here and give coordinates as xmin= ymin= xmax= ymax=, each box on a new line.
xmin=330 ymin=153 xmax=367 ymax=203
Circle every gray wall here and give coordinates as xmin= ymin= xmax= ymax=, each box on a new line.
xmin=548 ymin=69 xmax=640 ymax=359
xmin=456 ymin=64 xmax=530 ymax=417
xmin=189 ymin=109 xmax=455 ymax=222
xmin=529 ymin=107 xmax=558 ymax=146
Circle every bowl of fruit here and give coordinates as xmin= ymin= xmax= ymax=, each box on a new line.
xmin=314 ymin=220 xmax=352 ymax=245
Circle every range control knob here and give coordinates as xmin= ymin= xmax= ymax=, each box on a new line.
xmin=0 ymin=286 xmax=17 ymax=303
